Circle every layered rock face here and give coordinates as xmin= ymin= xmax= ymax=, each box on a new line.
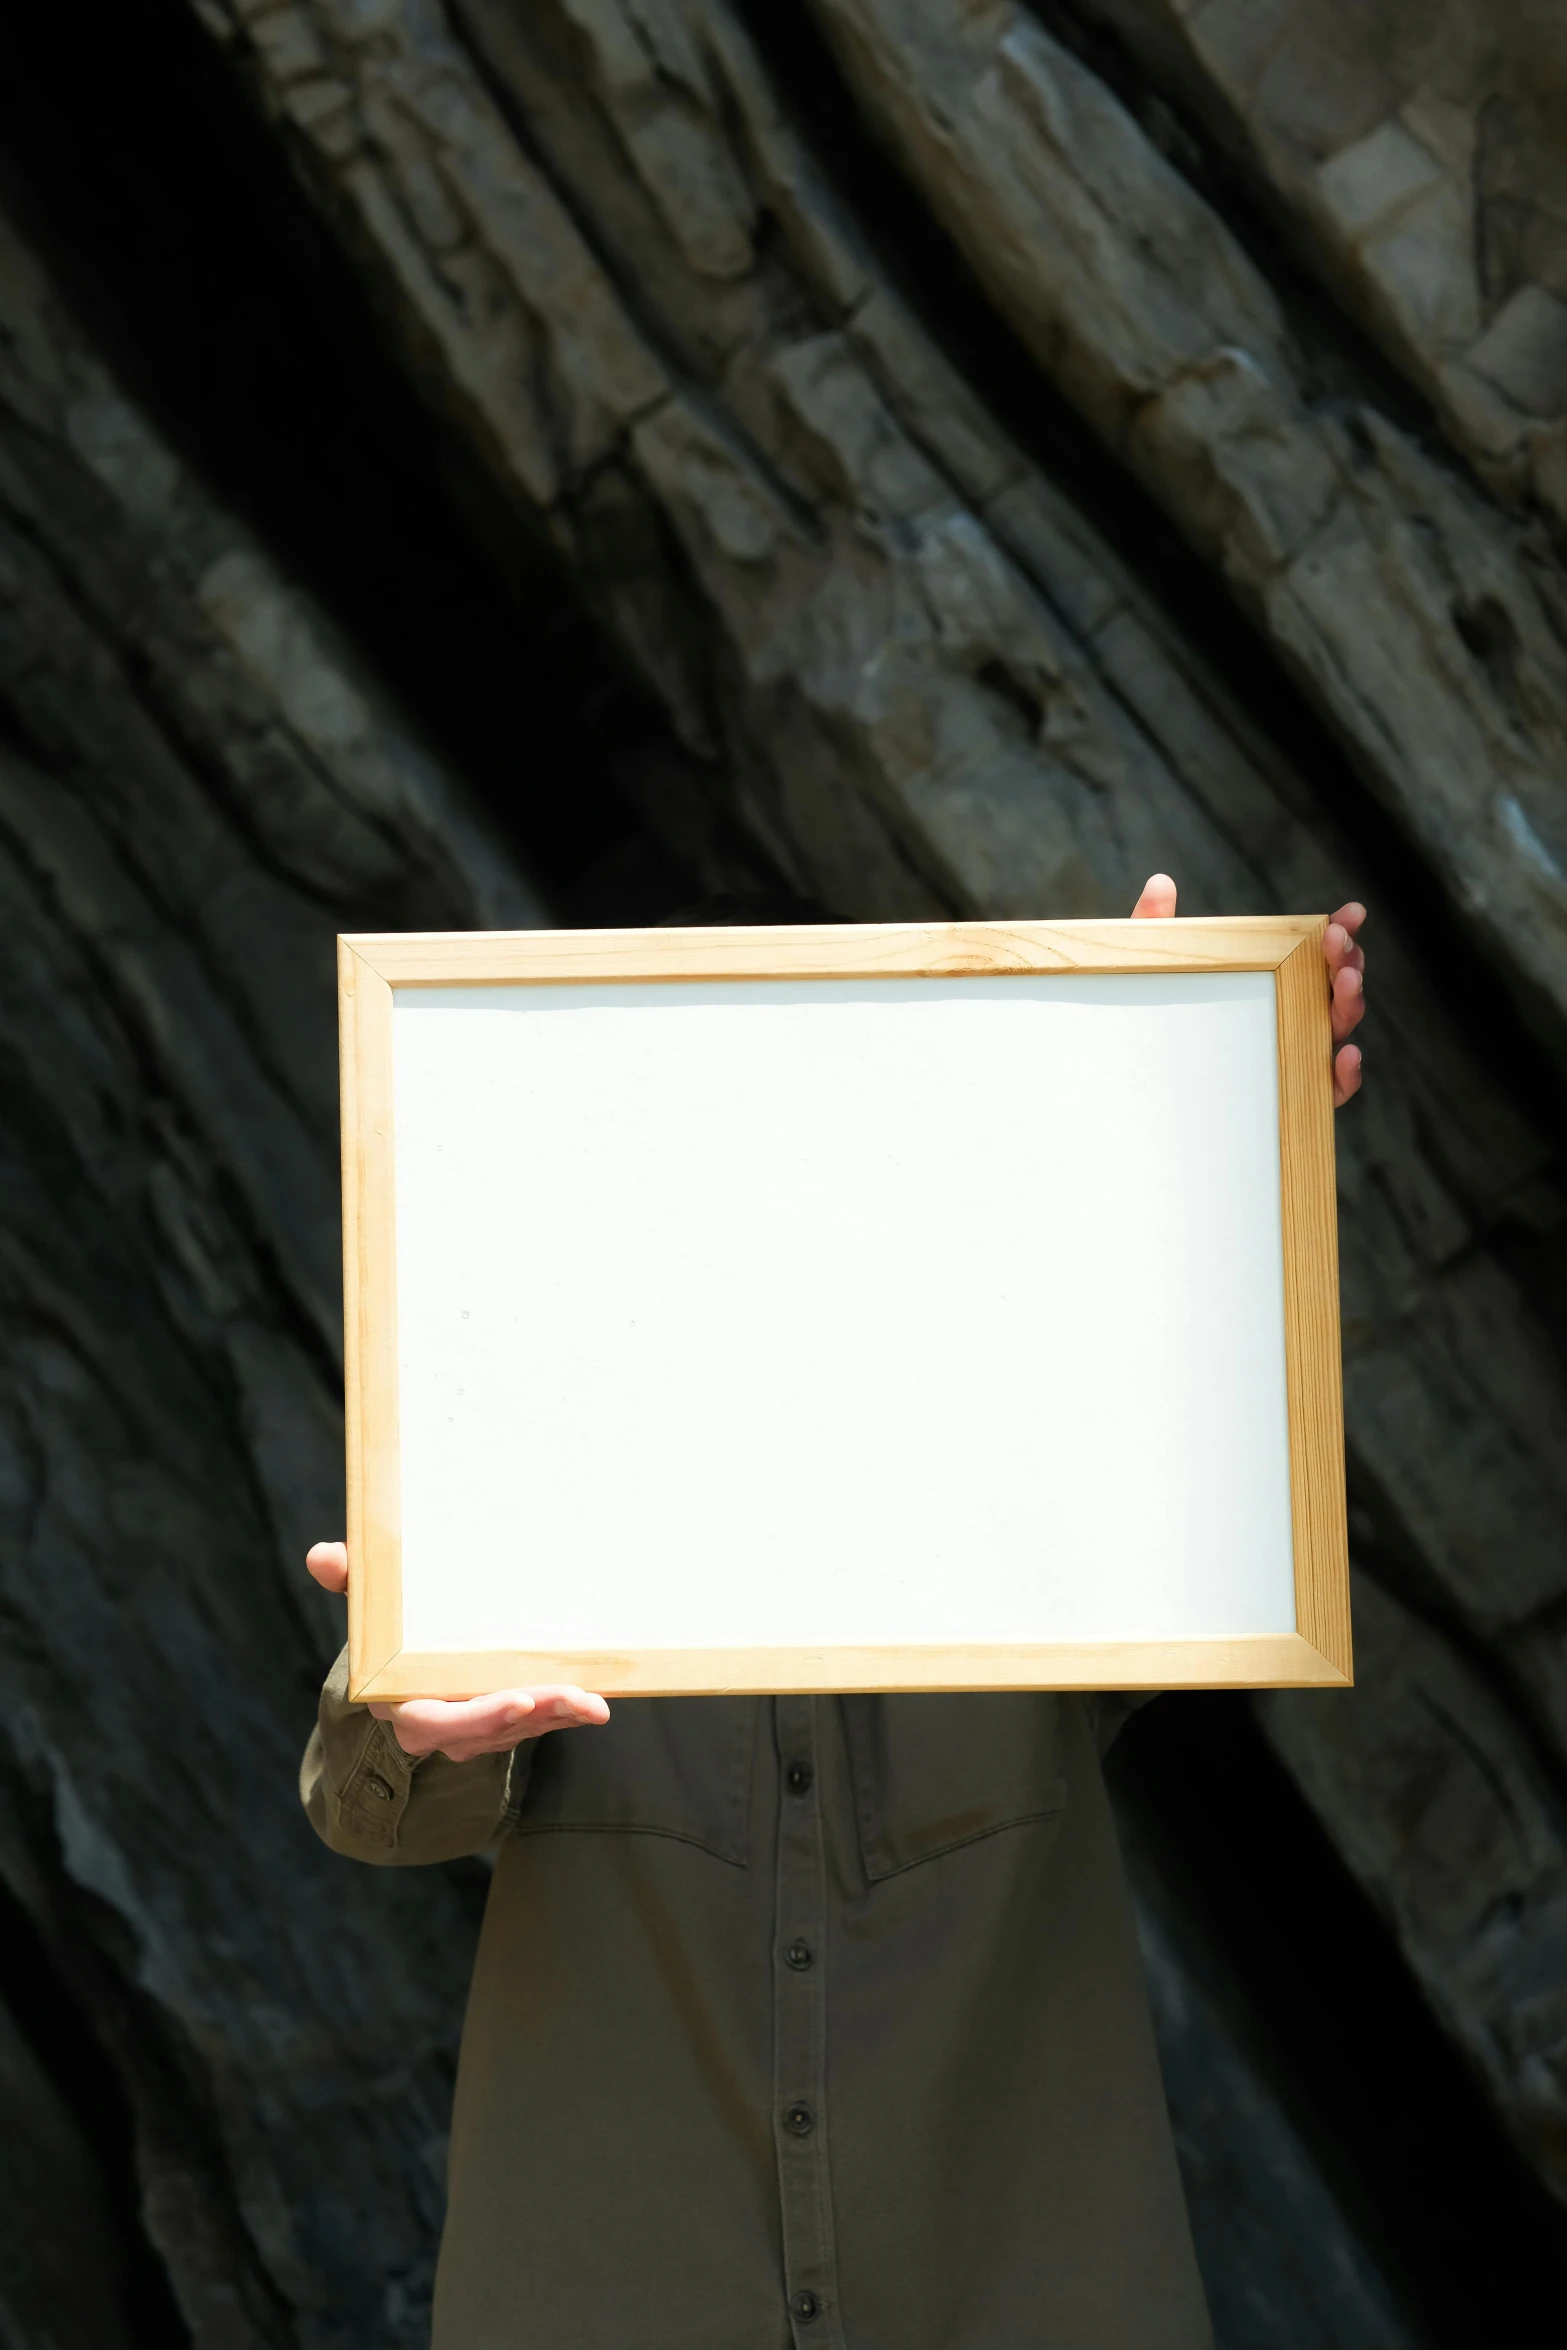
xmin=0 ymin=2 xmax=1564 ymax=2343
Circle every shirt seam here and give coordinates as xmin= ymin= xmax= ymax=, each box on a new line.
xmin=862 ymin=1800 xmax=1067 ymax=1880
xmin=507 ymin=1819 xmax=750 ymax=1867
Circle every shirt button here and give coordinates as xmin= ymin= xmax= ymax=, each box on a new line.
xmin=784 ymin=2102 xmax=815 ymax=2136
xmin=785 ymin=1761 xmax=813 ymax=1794
xmin=785 ymin=1940 xmax=814 ymax=1971
xmin=364 ymin=1774 xmax=395 ymax=1802
xmin=790 ymin=2289 xmax=820 ymax=2322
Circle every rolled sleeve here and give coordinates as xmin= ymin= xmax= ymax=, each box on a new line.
xmin=301 ymin=1648 xmax=529 ymax=1866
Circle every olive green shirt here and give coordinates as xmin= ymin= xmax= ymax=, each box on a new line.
xmin=304 ymin=1659 xmax=1210 ymax=2349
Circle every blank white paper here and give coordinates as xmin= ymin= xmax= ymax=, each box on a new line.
xmin=391 ymin=974 xmax=1295 ymax=1653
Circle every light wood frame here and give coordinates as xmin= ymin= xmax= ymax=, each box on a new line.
xmin=339 ymin=918 xmax=1350 ymax=1700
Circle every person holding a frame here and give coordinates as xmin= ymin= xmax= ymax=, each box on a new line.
xmin=302 ymin=872 xmax=1366 ymax=2350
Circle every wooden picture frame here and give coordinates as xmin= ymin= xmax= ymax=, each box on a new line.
xmin=339 ymin=919 xmax=1350 ymax=1700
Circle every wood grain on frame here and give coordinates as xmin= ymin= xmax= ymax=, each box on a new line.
xmin=357 ymin=1633 xmax=1349 ymax=1701
xmin=1275 ymin=932 xmax=1353 ymax=1682
xmin=344 ymin=915 xmax=1318 ymax=986
xmin=340 ymin=942 xmax=402 ymax=1694
xmin=338 ymin=916 xmax=1352 ymax=1697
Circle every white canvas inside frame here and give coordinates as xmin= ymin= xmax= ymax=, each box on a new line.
xmin=391 ymin=973 xmax=1296 ymax=1654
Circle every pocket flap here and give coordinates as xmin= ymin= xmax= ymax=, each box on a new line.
xmin=841 ymin=1693 xmax=1067 ymax=1879
xmin=512 ymin=1696 xmax=757 ymax=1866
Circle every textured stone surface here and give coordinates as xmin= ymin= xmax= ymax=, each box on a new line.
xmin=1077 ymin=0 xmax=1567 ymax=520
xmin=0 ymin=203 xmax=542 ymax=2345
xmin=807 ymin=0 xmax=1567 ymax=1073
xmin=1262 ymin=1575 xmax=1567 ymax=2203
xmin=1120 ymin=1818 xmax=1417 ymax=2350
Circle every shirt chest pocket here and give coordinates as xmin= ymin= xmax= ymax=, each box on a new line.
xmin=508 ymin=1696 xmax=757 ymax=1867
xmin=839 ymin=1693 xmax=1068 ymax=1880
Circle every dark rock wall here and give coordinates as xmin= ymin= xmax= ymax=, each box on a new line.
xmin=0 ymin=2 xmax=1564 ymax=2344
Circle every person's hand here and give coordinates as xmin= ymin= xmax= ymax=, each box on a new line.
xmin=306 ymin=1542 xmax=610 ymax=1761
xmin=1131 ymin=873 xmax=1365 ymax=1107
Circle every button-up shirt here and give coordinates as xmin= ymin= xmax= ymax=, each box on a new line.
xmin=305 ymin=1659 xmax=1211 ymax=2349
